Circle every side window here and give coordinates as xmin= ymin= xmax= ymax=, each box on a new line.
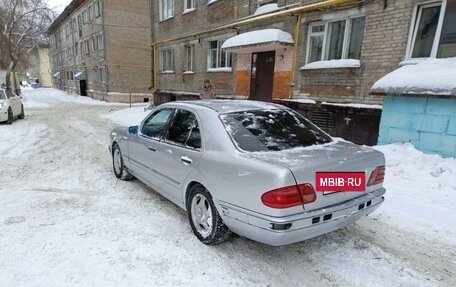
xmin=165 ymin=109 xmax=201 ymax=149
xmin=5 ymin=90 xmax=15 ymax=99
xmin=141 ymin=108 xmax=173 ymax=139
xmin=0 ymin=91 xmax=5 ymax=100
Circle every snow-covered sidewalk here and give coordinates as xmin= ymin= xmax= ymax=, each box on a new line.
xmin=0 ymin=88 xmax=454 ymax=286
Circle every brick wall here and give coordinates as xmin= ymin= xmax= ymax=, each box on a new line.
xmin=379 ymin=96 xmax=456 ymax=158
xmin=153 ymin=0 xmax=437 ymax=106
xmin=296 ymin=0 xmax=425 ymax=105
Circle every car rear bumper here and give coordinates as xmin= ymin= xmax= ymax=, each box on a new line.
xmin=216 ymin=188 xmax=385 ymax=246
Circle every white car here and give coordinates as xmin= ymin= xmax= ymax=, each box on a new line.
xmin=0 ymin=88 xmax=24 ymax=124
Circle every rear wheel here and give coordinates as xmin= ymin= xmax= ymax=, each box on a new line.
xmin=112 ymin=143 xmax=134 ymax=180
xmin=6 ymin=108 xmax=13 ymax=124
xmin=187 ymin=184 xmax=231 ymax=245
xmin=18 ymin=105 xmax=24 ymax=119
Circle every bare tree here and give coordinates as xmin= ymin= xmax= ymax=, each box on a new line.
xmin=0 ymin=0 xmax=54 ymax=92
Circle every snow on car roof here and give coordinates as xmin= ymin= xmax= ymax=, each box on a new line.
xmin=171 ymin=100 xmax=284 ymax=114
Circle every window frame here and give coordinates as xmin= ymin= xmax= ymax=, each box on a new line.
xmin=160 ymin=0 xmax=174 ymax=21
xmin=207 ymin=40 xmax=232 ymax=71
xmin=306 ymin=15 xmax=366 ymax=64
xmin=95 ymin=1 xmax=102 ymax=17
xmin=160 ymin=49 xmax=175 ymax=73
xmin=184 ymin=0 xmax=195 ymax=12
xmin=96 ymin=34 xmax=104 ymax=50
xmin=405 ymin=0 xmax=447 ymax=60
xmin=184 ymin=44 xmax=195 ymax=72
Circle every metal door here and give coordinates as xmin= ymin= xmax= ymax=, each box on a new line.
xmin=250 ymin=51 xmax=275 ymax=102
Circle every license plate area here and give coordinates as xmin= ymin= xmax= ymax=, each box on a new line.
xmin=322 ymin=190 xmax=342 ymax=195
xmin=316 ymin=172 xmax=366 ymax=192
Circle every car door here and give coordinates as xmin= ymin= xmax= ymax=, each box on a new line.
xmin=128 ymin=107 xmax=174 ymax=191
xmin=153 ymin=108 xmax=203 ymax=204
xmin=5 ymin=90 xmax=21 ymax=115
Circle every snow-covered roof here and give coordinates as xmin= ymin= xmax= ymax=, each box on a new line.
xmin=371 ymin=57 xmax=456 ymax=96
xmin=254 ymin=4 xmax=279 ymax=15
xmin=301 ymin=59 xmax=361 ymax=70
xmin=221 ymin=29 xmax=294 ymax=53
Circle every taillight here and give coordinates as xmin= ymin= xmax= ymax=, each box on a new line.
xmin=298 ymin=183 xmax=317 ymax=204
xmin=261 ymin=184 xmax=316 ymax=209
xmin=367 ymin=165 xmax=386 ymax=186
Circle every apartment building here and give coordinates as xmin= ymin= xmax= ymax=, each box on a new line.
xmin=47 ymin=0 xmax=152 ymax=103
xmin=27 ymin=44 xmax=53 ymax=87
xmin=150 ymin=0 xmax=455 ymax=144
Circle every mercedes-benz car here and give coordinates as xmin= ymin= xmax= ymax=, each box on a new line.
xmin=109 ymin=100 xmax=386 ymax=246
xmin=0 ymin=88 xmax=24 ymax=124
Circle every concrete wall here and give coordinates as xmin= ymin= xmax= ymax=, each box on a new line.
xmin=378 ymin=96 xmax=456 ymax=158
xmin=38 ymin=48 xmax=52 ymax=87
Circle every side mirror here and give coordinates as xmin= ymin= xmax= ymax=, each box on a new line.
xmin=128 ymin=125 xmax=139 ymax=135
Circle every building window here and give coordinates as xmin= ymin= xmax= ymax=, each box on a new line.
xmin=83 ymin=40 xmax=90 ymax=54
xmin=407 ymin=1 xmax=445 ymax=59
xmin=99 ymin=67 xmax=107 ymax=83
xmin=160 ymin=49 xmax=175 ymax=72
xmin=184 ymin=0 xmax=195 ymax=11
xmin=185 ymin=44 xmax=195 ymax=72
xmin=82 ymin=9 xmax=88 ymax=24
xmin=160 ymin=0 xmax=174 ymax=21
xmin=95 ymin=1 xmax=101 ymax=17
xmin=97 ymin=34 xmax=104 ymax=50
xmin=307 ymin=16 xmax=366 ymax=63
xmin=208 ymin=40 xmax=232 ymax=70
xmin=77 ymin=14 xmax=83 ymax=36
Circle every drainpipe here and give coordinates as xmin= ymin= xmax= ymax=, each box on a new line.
xmin=234 ymin=0 xmax=238 ymax=19
xmin=151 ymin=44 xmax=158 ymax=105
xmin=290 ymin=13 xmax=302 ymax=99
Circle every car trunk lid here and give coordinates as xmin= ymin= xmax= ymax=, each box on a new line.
xmin=244 ymin=140 xmax=385 ymax=211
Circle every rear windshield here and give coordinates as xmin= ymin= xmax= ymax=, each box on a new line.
xmin=220 ymin=109 xmax=332 ymax=152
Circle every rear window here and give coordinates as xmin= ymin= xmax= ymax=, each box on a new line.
xmin=220 ymin=109 xmax=332 ymax=152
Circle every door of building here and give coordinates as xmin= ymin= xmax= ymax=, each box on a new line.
xmin=250 ymin=51 xmax=275 ymax=102
xmin=79 ymin=80 xmax=87 ymax=96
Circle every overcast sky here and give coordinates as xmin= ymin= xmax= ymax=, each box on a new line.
xmin=47 ymin=0 xmax=72 ymax=13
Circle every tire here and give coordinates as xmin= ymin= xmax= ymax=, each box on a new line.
xmin=18 ymin=105 xmax=24 ymax=119
xmin=187 ymin=184 xmax=232 ymax=245
xmin=6 ymin=108 xmax=13 ymax=124
xmin=112 ymin=143 xmax=134 ymax=180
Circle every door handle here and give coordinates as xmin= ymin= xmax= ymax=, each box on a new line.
xmin=147 ymin=146 xmax=156 ymax=152
xmin=180 ymin=156 xmax=192 ymax=165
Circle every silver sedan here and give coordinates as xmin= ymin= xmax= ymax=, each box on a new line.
xmin=109 ymin=100 xmax=386 ymax=246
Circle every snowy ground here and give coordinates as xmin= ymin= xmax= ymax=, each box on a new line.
xmin=0 ymin=88 xmax=454 ymax=286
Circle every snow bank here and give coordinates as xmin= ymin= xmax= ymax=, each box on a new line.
xmin=21 ymin=88 xmax=119 ymax=108
xmin=372 ymin=57 xmax=456 ymax=95
xmin=100 ymin=106 xmax=149 ymax=126
xmin=301 ymin=59 xmax=361 ymax=70
xmin=221 ymin=29 xmax=294 ymax=50
xmin=373 ymin=142 xmax=456 ymax=244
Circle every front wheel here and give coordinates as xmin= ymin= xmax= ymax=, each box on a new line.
xmin=112 ymin=143 xmax=134 ymax=180
xmin=187 ymin=184 xmax=231 ymax=245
